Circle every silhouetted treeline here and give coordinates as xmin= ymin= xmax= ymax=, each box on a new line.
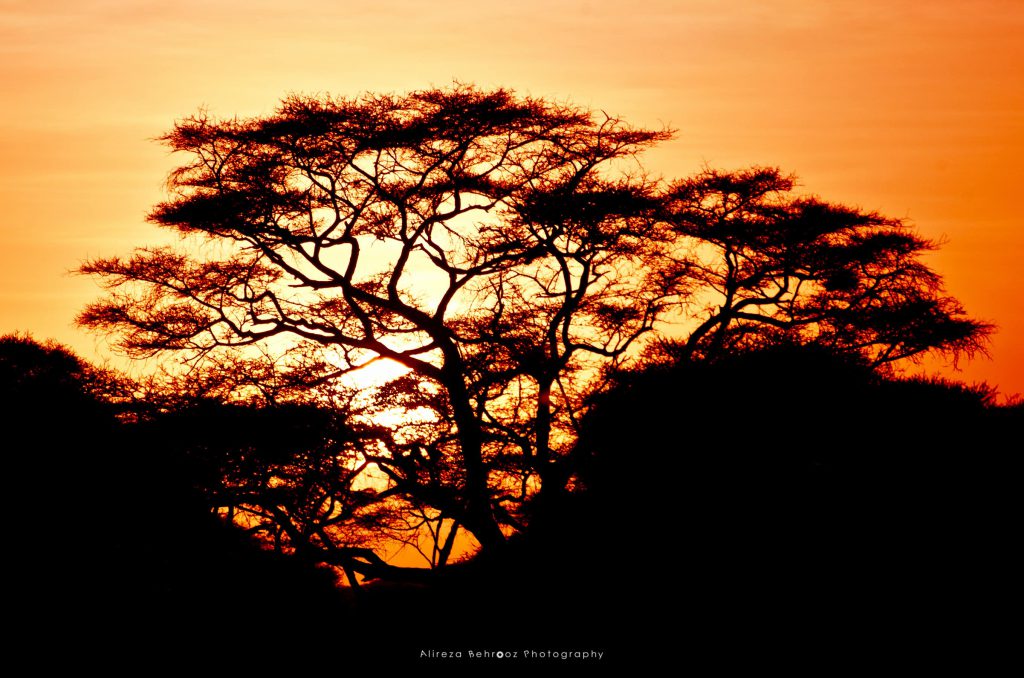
xmin=3 ymin=335 xmax=1018 ymax=668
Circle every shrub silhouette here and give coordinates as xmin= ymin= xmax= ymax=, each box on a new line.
xmin=1 ymin=335 xmax=345 ymax=660
xmin=568 ymin=345 xmax=1018 ymax=659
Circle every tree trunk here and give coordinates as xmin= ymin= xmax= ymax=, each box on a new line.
xmin=440 ymin=351 xmax=505 ymax=552
xmin=533 ymin=379 xmax=572 ymax=509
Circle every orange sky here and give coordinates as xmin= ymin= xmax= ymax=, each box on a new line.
xmin=2 ymin=0 xmax=1022 ymax=395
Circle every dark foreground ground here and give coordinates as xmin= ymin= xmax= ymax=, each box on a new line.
xmin=4 ymin=342 xmax=1019 ymax=671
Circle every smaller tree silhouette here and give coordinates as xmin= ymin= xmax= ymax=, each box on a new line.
xmin=661 ymin=167 xmax=991 ymax=366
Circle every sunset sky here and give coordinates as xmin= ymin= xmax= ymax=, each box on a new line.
xmin=2 ymin=0 xmax=1022 ymax=394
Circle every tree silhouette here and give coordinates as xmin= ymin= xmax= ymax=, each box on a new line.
xmin=660 ymin=167 xmax=991 ymax=365
xmin=79 ymin=85 xmax=681 ymax=579
xmin=78 ymin=86 xmax=990 ymax=582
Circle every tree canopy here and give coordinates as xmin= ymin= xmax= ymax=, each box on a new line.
xmin=658 ymin=167 xmax=990 ymax=365
xmin=78 ymin=85 xmax=990 ymax=581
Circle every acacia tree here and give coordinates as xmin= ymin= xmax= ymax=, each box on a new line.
xmin=79 ymin=86 xmax=682 ymax=579
xmin=80 ymin=88 xmax=990 ymax=581
xmin=660 ymin=167 xmax=990 ymax=366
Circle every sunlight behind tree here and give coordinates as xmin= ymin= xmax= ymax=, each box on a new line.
xmin=78 ymin=85 xmax=990 ymax=583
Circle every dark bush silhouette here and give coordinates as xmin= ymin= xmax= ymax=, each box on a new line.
xmin=2 ymin=335 xmax=118 ymax=588
xmin=1 ymin=335 xmax=346 ymax=664
xmin=568 ymin=344 xmax=1019 ymax=661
